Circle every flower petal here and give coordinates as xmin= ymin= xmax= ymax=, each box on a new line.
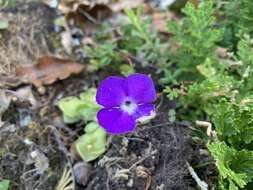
xmin=97 ymin=108 xmax=136 ymax=134
xmin=134 ymin=103 xmax=155 ymax=120
xmin=96 ymin=76 xmax=126 ymax=108
xmin=125 ymin=74 xmax=156 ymax=104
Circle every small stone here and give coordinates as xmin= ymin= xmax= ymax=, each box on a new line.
xmin=119 ymin=147 xmax=127 ymax=155
xmin=127 ymin=178 xmax=134 ymax=187
xmin=156 ymin=184 xmax=165 ymax=190
xmin=73 ymin=161 xmax=90 ymax=186
xmin=121 ymin=137 xmax=129 ymax=147
xmin=37 ymin=86 xmax=46 ymax=95
xmin=136 ymin=166 xmax=149 ymax=178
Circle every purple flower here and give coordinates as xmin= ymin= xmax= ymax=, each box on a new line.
xmin=96 ymin=73 xmax=156 ymax=134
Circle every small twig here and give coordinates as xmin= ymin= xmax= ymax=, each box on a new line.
xmin=195 ymin=120 xmax=217 ymax=143
xmin=186 ymin=162 xmax=208 ymax=190
xmin=145 ymin=175 xmax=152 ymax=190
xmin=156 ymin=93 xmax=164 ymax=111
xmin=79 ymin=9 xmax=98 ymax=24
xmin=98 ymin=156 xmax=124 ymax=168
xmin=195 ymin=121 xmax=212 ymax=137
xmin=112 ymin=143 xmax=155 ymax=181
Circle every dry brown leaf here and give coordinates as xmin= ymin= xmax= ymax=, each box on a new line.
xmin=58 ymin=0 xmax=90 ymax=13
xmin=58 ymin=0 xmax=110 ymax=13
xmin=215 ymin=47 xmax=230 ymax=58
xmin=190 ymin=0 xmax=200 ymax=7
xmin=6 ymin=86 xmax=38 ymax=108
xmin=152 ymin=11 xmax=173 ymax=33
xmin=109 ymin=0 xmax=144 ymax=12
xmin=15 ymin=56 xmax=85 ymax=87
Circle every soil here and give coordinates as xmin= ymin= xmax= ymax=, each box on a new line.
xmin=0 ymin=2 xmax=216 ymax=190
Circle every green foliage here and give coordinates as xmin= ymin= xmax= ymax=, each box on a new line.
xmin=183 ymin=73 xmax=234 ymax=113
xmin=83 ymin=23 xmax=136 ymax=76
xmin=219 ymin=0 xmax=253 ymax=48
xmin=225 ymin=0 xmax=253 ymax=36
xmin=167 ymin=1 xmax=223 ymax=82
xmin=84 ymin=6 xmax=169 ymax=79
xmin=122 ymin=7 xmax=170 ymax=81
xmin=59 ymin=88 xmax=100 ymax=123
xmin=59 ymin=88 xmax=107 ymax=162
xmin=176 ymin=33 xmax=253 ymax=189
xmin=124 ymin=7 xmax=152 ymax=49
xmin=123 ymin=7 xmax=169 ymax=66
xmin=208 ymin=142 xmax=253 ymax=190
xmin=163 ymin=86 xmax=179 ymax=100
xmin=212 ymin=99 xmax=253 ymax=149
xmin=236 ymin=34 xmax=253 ymax=97
xmin=237 ymin=34 xmax=253 ymax=67
xmin=0 ymin=0 xmax=16 ymax=8
xmin=0 ymin=179 xmax=9 ymax=190
xmin=85 ymin=41 xmax=123 ymax=71
xmin=75 ymin=122 xmax=107 ymax=162
xmin=162 ymin=1 xmax=253 ymax=189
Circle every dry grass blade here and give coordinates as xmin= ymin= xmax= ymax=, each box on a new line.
xmin=55 ymin=165 xmax=75 ymax=190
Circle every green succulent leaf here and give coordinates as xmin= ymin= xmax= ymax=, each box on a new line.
xmin=75 ymin=122 xmax=107 ymax=162
xmin=59 ymin=97 xmax=85 ymax=119
xmin=0 ymin=20 xmax=8 ymax=30
xmin=167 ymin=1 xmax=223 ymax=81
xmin=0 ymin=179 xmax=9 ymax=190
xmin=59 ymin=88 xmax=100 ymax=123
xmin=84 ymin=122 xmax=100 ymax=133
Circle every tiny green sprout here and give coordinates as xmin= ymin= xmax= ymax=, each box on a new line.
xmin=168 ymin=109 xmax=176 ymax=123
xmin=196 ymin=58 xmax=216 ymax=78
xmin=54 ymin=17 xmax=65 ymax=27
xmin=59 ymin=88 xmax=100 ymax=123
xmin=59 ymin=96 xmax=85 ymax=123
xmin=119 ymin=64 xmax=135 ymax=77
xmin=0 ymin=179 xmax=9 ymax=190
xmin=75 ymin=122 xmax=107 ymax=162
xmin=0 ymin=0 xmax=16 ymax=8
xmin=0 ymin=20 xmax=8 ymax=30
xmin=164 ymin=86 xmax=179 ymax=100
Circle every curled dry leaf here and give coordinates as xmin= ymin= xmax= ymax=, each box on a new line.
xmin=59 ymin=0 xmax=110 ymax=15
xmin=109 ymin=0 xmax=144 ymax=12
xmin=15 ymin=56 xmax=85 ymax=87
xmin=147 ymin=2 xmax=181 ymax=34
xmin=6 ymin=86 xmax=37 ymax=108
xmin=30 ymin=150 xmax=49 ymax=174
xmin=215 ymin=47 xmax=230 ymax=58
xmin=152 ymin=11 xmax=179 ymax=33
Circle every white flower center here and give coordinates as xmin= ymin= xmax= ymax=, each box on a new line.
xmin=120 ymin=98 xmax=137 ymax=115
